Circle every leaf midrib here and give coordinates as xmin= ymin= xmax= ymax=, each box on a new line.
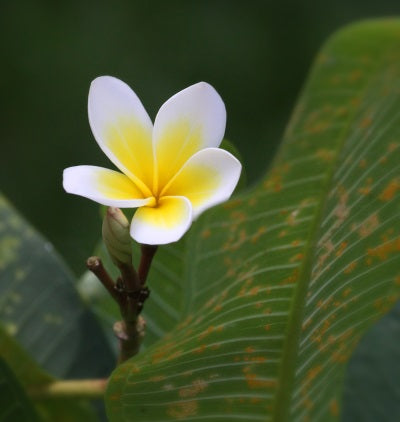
xmin=271 ymin=50 xmax=385 ymax=421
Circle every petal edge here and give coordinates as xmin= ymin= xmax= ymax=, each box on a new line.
xmin=130 ymin=196 xmax=193 ymax=245
xmin=63 ymin=165 xmax=153 ymax=208
xmin=162 ymin=148 xmax=241 ymax=219
xmin=88 ymin=76 xmax=154 ymax=196
xmin=153 ymin=82 xmax=226 ymax=193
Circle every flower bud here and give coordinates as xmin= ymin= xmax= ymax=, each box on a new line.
xmin=102 ymin=207 xmax=132 ymax=266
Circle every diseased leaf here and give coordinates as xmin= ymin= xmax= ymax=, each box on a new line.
xmin=0 ymin=195 xmax=111 ymax=420
xmin=105 ymin=20 xmax=400 ymax=421
xmin=0 ymin=193 xmax=114 ymax=379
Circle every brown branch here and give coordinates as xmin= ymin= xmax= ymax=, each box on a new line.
xmin=86 ymin=256 xmax=120 ymax=302
xmin=118 ymin=262 xmax=141 ymax=293
xmin=114 ymin=316 xmax=146 ymax=364
xmin=87 ymin=243 xmax=157 ymax=365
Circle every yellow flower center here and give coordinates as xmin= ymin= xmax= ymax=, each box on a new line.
xmin=146 ymin=196 xmax=158 ymax=208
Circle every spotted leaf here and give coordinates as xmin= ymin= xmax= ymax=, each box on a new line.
xmin=117 ymin=20 xmax=400 ymax=422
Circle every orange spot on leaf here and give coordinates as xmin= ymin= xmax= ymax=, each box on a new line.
xmin=167 ymin=401 xmax=198 ymax=419
xmin=349 ymin=69 xmax=362 ymax=82
xmin=199 ymin=326 xmax=215 ymax=340
xmin=201 ymin=228 xmax=211 ymax=239
xmin=249 ymin=286 xmax=260 ymax=296
xmin=379 ymin=178 xmax=400 ymax=201
xmin=193 ymin=344 xmax=207 ymax=354
xmin=282 ymin=268 xmax=299 ymax=285
xmin=179 ymin=379 xmax=208 ymax=398
xmin=342 ymin=288 xmax=352 ymax=298
xmin=358 ymin=213 xmax=379 ymax=238
xmin=307 ymin=365 xmax=322 ymax=382
xmin=316 ymin=149 xmax=335 ymax=161
xmin=359 ymin=158 xmax=367 ymax=168
xmin=149 ymin=375 xmax=166 ymax=382
xmin=335 ymin=241 xmax=348 ymax=257
xmin=360 ymin=115 xmax=372 ymax=128
xmin=245 ymin=373 xmax=276 ymax=389
xmin=223 ymin=199 xmax=243 ymax=209
xmin=251 ymin=226 xmax=267 ymax=243
xmin=367 ymin=237 xmax=400 ymax=261
xmin=290 ymin=253 xmax=304 ymax=263
xmin=388 ymin=142 xmax=399 ymax=152
xmin=330 ymin=399 xmax=339 ymax=416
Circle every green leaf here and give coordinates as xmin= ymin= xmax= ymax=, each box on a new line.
xmin=0 ymin=195 xmax=109 ymax=420
xmin=0 ymin=193 xmax=114 ymax=379
xmin=0 ymin=357 xmax=39 ymax=422
xmin=34 ymin=400 xmax=99 ymax=422
xmin=105 ymin=19 xmax=400 ymax=421
xmin=0 ymin=325 xmax=98 ymax=422
xmin=0 ymin=324 xmax=52 ymax=388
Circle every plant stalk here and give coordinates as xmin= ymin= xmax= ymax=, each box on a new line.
xmin=138 ymin=244 xmax=158 ymax=284
xmin=29 ymin=379 xmax=107 ymax=400
xmin=87 ymin=244 xmax=157 ymax=365
xmin=86 ymin=257 xmax=120 ymax=302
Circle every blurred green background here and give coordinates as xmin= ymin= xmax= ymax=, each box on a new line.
xmin=1 ymin=0 xmax=400 ymax=274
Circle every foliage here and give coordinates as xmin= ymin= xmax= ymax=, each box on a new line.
xmin=342 ymin=301 xmax=400 ymax=421
xmin=104 ymin=19 xmax=400 ymax=421
xmin=0 ymin=356 xmax=39 ymax=422
xmin=1 ymin=19 xmax=400 ymax=422
xmin=0 ymin=195 xmax=111 ymax=420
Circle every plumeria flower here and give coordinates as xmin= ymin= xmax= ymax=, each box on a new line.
xmin=63 ymin=76 xmax=241 ymax=245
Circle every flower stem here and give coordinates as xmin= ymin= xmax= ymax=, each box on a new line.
xmin=138 ymin=244 xmax=158 ymax=284
xmin=114 ymin=316 xmax=146 ymax=364
xmin=29 ymin=379 xmax=107 ymax=400
xmin=87 ymin=245 xmax=158 ymax=365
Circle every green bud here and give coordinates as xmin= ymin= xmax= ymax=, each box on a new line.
xmin=102 ymin=207 xmax=132 ymax=266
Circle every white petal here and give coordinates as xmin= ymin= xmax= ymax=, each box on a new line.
xmin=162 ymin=148 xmax=241 ymax=219
xmin=63 ymin=165 xmax=153 ymax=208
xmin=153 ymin=82 xmax=226 ymax=193
xmin=130 ymin=196 xmax=192 ymax=245
xmin=88 ymin=76 xmax=154 ymax=196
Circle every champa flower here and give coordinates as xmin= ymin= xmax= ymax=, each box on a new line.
xmin=63 ymin=76 xmax=241 ymax=245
